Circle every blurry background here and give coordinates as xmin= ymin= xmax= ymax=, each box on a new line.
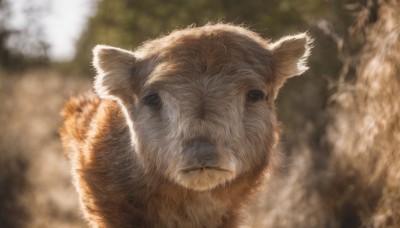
xmin=0 ymin=0 xmax=398 ymax=227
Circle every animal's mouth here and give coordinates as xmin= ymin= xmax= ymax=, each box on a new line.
xmin=181 ymin=166 xmax=232 ymax=174
xmin=175 ymin=164 xmax=237 ymax=191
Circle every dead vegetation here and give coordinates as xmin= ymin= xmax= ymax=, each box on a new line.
xmin=329 ymin=0 xmax=400 ymax=226
xmin=0 ymin=70 xmax=90 ymax=227
xmin=250 ymin=0 xmax=400 ymax=227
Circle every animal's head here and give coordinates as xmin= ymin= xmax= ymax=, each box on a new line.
xmin=93 ymin=24 xmax=312 ymax=191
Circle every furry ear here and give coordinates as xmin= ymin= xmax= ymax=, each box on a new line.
xmin=271 ymin=33 xmax=312 ymax=86
xmin=93 ymin=45 xmax=137 ymax=101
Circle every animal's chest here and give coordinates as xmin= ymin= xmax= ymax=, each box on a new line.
xmin=145 ymin=192 xmax=232 ymax=228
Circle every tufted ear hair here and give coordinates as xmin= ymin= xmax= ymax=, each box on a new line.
xmin=93 ymin=45 xmax=138 ymax=102
xmin=270 ymin=33 xmax=312 ymax=89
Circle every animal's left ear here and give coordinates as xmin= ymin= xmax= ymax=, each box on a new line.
xmin=270 ymin=33 xmax=312 ymax=89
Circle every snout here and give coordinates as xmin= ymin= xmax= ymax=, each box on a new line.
xmin=182 ymin=138 xmax=220 ymax=170
xmin=174 ymin=137 xmax=237 ymax=191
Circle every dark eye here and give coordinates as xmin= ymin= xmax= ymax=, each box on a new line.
xmin=247 ymin=90 xmax=266 ymax=102
xmin=142 ymin=93 xmax=161 ymax=110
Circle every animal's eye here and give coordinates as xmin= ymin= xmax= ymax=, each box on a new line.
xmin=142 ymin=93 xmax=161 ymax=110
xmin=247 ymin=90 xmax=266 ymax=102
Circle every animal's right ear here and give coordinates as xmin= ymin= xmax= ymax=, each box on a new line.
xmin=93 ymin=45 xmax=137 ymax=102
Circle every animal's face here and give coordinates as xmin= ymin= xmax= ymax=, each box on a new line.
xmin=92 ymin=24 xmax=311 ymax=191
xmin=132 ymin=65 xmax=277 ymax=190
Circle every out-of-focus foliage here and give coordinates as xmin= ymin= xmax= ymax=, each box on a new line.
xmin=74 ymin=0 xmax=340 ymax=74
xmin=0 ymin=0 xmax=15 ymax=68
xmin=0 ymin=0 xmax=49 ymax=71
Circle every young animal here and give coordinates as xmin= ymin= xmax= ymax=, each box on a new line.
xmin=60 ymin=24 xmax=311 ymax=227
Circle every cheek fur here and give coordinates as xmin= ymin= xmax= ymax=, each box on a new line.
xmin=240 ymin=103 xmax=276 ymax=170
xmin=129 ymin=105 xmax=172 ymax=173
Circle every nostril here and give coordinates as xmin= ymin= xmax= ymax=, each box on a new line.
xmin=202 ymin=154 xmax=214 ymax=161
xmin=197 ymin=150 xmax=219 ymax=166
xmin=183 ymin=138 xmax=220 ymax=167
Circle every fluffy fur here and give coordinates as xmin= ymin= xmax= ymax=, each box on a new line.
xmin=60 ymin=24 xmax=311 ymax=227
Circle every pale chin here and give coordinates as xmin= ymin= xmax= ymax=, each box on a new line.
xmin=174 ymin=169 xmax=237 ymax=191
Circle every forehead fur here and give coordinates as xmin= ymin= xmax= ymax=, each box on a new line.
xmin=93 ymin=23 xmax=311 ymax=101
xmin=136 ymin=24 xmax=274 ymax=82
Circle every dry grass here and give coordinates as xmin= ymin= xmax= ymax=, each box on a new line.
xmin=0 ymin=69 xmax=90 ymax=227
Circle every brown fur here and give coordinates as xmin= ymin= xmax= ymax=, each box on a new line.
xmin=60 ymin=24 xmax=311 ymax=227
